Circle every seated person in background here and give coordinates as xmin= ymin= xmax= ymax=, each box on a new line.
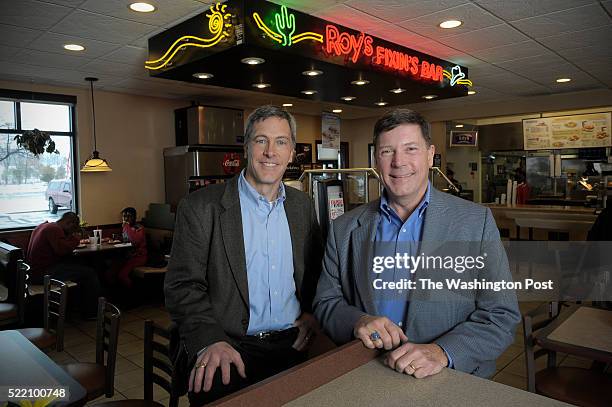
xmin=26 ymin=212 xmax=101 ymax=318
xmin=106 ymin=207 xmax=147 ymax=288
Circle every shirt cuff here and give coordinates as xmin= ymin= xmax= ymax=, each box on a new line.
xmin=438 ymin=344 xmax=454 ymax=369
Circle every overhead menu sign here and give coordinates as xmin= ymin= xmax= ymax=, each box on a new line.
xmin=523 ymin=112 xmax=611 ymax=150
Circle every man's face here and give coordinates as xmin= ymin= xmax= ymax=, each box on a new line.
xmin=122 ymin=212 xmax=134 ymax=225
xmin=245 ymin=117 xmax=294 ymax=188
xmin=375 ymin=124 xmax=435 ymax=203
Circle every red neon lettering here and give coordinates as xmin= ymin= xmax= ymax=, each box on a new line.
xmin=420 ymin=61 xmax=430 ymax=78
xmin=349 ymin=33 xmax=364 ymax=63
xmin=435 ymin=65 xmax=443 ymax=82
xmin=428 ymin=62 xmax=437 ymax=79
xmin=410 ymin=56 xmax=419 ymax=75
xmin=326 ymin=25 xmax=340 ymax=54
xmin=364 ymin=36 xmax=373 ymax=56
xmin=339 ymin=32 xmax=351 ymax=54
xmin=375 ymin=45 xmax=384 ymax=64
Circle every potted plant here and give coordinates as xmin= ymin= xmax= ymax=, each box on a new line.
xmin=13 ymin=129 xmax=59 ymax=156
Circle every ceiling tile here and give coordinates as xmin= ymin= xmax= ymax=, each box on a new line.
xmin=465 ymin=63 xmax=509 ymax=79
xmin=12 ymin=48 xmax=91 ymax=69
xmin=397 ymin=3 xmax=503 ymax=39
xmin=558 ymin=45 xmax=612 ymax=62
xmin=473 ymin=0 xmax=596 ymax=22
xmin=78 ymin=59 xmax=149 ymax=78
xmin=538 ymin=26 xmax=612 ymax=51
xmin=0 ymin=24 xmax=43 ymax=47
xmin=0 ymin=0 xmax=72 ymax=30
xmin=470 ymin=41 xmax=550 ymax=63
xmin=51 ymin=9 xmax=157 ymax=44
xmin=39 ymin=1 xmax=87 ymax=7
xmin=496 ymin=53 xmax=567 ymax=72
xmin=367 ymin=26 xmax=429 ymax=50
xmin=79 ymin=0 xmax=205 ymax=27
xmin=510 ymin=4 xmax=610 ymax=38
xmin=440 ymin=24 xmax=529 ymax=52
xmin=312 ymin=4 xmax=388 ymax=33
xmin=344 ymin=0 xmax=468 ymax=24
xmin=26 ymin=32 xmax=121 ymax=59
xmin=405 ymin=39 xmax=464 ymax=60
xmin=268 ymin=0 xmax=347 ymax=16
xmin=99 ymin=45 xmax=148 ymax=64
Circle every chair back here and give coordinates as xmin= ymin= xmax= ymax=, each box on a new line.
xmin=522 ymin=301 xmax=560 ymax=392
xmin=95 ymin=297 xmax=121 ymax=398
xmin=144 ymin=320 xmax=182 ymax=407
xmin=43 ymin=275 xmax=68 ymax=351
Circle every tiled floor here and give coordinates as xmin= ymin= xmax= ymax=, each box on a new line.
xmin=47 ymin=301 xmax=595 ymax=406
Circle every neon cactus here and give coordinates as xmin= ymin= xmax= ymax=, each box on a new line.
xmin=274 ymin=5 xmax=295 ymax=46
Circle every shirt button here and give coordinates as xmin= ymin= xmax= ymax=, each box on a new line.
xmin=241 ymin=319 xmax=248 ymax=326
xmin=402 ymin=229 xmax=406 ymax=233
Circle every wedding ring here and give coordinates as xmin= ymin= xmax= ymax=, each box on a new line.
xmin=196 ymin=363 xmax=207 ymax=369
xmin=370 ymin=331 xmax=381 ymax=341
xmin=409 ymin=362 xmax=417 ymax=371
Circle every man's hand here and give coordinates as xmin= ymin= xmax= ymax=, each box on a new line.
xmin=353 ymin=315 xmax=408 ymax=350
xmin=385 ymin=342 xmax=448 ymax=379
xmin=189 ymin=341 xmax=246 ymax=393
xmin=293 ymin=312 xmax=319 ymax=351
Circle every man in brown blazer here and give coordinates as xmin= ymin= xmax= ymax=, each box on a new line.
xmin=165 ymin=105 xmax=323 ymax=405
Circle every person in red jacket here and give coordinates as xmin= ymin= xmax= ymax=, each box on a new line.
xmin=107 ymin=207 xmax=148 ymax=288
xmin=26 ymin=212 xmax=101 ymax=318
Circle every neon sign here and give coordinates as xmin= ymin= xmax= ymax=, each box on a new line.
xmin=145 ymin=3 xmax=232 ymax=70
xmin=442 ymin=66 xmax=473 ymax=86
xmin=252 ymin=5 xmax=323 ymax=46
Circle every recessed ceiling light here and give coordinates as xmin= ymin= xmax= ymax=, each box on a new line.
xmin=332 ymin=109 xmax=342 ymax=113
xmin=129 ymin=2 xmax=156 ymax=13
xmin=341 ymin=96 xmax=356 ymax=101
xmin=467 ymin=90 xmax=476 ymax=95
xmin=192 ymin=72 xmax=213 ymax=79
xmin=439 ymin=20 xmax=462 ymax=29
xmin=301 ymin=90 xmax=317 ymax=95
xmin=64 ymin=44 xmax=85 ymax=51
xmin=455 ymin=124 xmax=464 ymax=128
xmin=282 ymin=103 xmax=293 ymax=107
xmin=375 ymin=101 xmax=388 ymax=106
xmin=241 ymin=57 xmax=265 ymax=65
xmin=390 ymin=88 xmax=406 ymax=94
xmin=351 ymin=79 xmax=369 ymax=86
xmin=556 ymin=78 xmax=571 ymax=83
xmin=252 ymin=83 xmax=270 ymax=89
xmin=422 ymin=95 xmax=438 ymax=100
xmin=302 ymin=69 xmax=323 ymax=76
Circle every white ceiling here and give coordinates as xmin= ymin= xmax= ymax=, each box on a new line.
xmin=0 ymin=0 xmax=610 ymax=118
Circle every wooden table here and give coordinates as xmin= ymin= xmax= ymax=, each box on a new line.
xmin=210 ymin=341 xmax=572 ymax=407
xmin=535 ymin=305 xmax=612 ymax=363
xmin=73 ymin=242 xmax=132 ymax=255
xmin=0 ymin=330 xmax=87 ymax=406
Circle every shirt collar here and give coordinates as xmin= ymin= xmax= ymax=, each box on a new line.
xmin=379 ymin=181 xmax=431 ymax=221
xmin=239 ymin=169 xmax=286 ymax=207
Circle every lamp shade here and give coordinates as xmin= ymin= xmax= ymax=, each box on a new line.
xmin=81 ymin=150 xmax=112 ymax=172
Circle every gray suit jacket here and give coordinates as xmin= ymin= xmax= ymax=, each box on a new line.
xmin=165 ymin=176 xmax=323 ymax=368
xmin=313 ymin=187 xmax=520 ymax=378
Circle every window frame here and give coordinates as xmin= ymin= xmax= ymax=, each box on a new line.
xmin=0 ymin=88 xmax=79 ymax=232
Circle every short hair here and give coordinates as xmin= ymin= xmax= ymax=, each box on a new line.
xmin=244 ymin=105 xmax=296 ymax=147
xmin=373 ymin=109 xmax=432 ymax=149
xmin=59 ymin=212 xmax=79 ymax=223
xmin=121 ymin=207 xmax=137 ymax=218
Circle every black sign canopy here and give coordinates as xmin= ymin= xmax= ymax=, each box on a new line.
xmin=146 ymin=0 xmax=473 ymax=107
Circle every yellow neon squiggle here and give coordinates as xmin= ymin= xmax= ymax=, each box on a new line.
xmin=145 ymin=2 xmax=230 ymax=69
xmin=442 ymin=70 xmax=452 ymax=79
xmin=456 ymin=79 xmax=473 ymax=86
xmin=253 ymin=12 xmax=282 ymax=42
xmin=292 ymin=32 xmax=323 ymax=43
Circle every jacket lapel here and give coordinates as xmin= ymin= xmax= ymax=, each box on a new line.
xmin=351 ymin=201 xmax=380 ymax=315
xmin=283 ymin=191 xmax=304 ymax=299
xmin=220 ymin=177 xmax=249 ymax=308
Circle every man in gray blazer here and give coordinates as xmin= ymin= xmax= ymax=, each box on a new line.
xmin=314 ymin=109 xmax=520 ymax=379
xmin=165 ymin=105 xmax=322 ymax=405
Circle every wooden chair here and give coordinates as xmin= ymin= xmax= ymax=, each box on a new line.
xmin=523 ymin=301 xmax=612 ymax=406
xmin=62 ymin=297 xmax=121 ymax=401
xmin=17 ymin=275 xmax=68 ymax=351
xmin=91 ymin=320 xmax=184 ymax=407
xmin=0 ymin=258 xmax=28 ymax=328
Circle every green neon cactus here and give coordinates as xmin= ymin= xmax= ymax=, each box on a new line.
xmin=274 ymin=5 xmax=295 ymax=46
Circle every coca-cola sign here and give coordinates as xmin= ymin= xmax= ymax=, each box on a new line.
xmin=222 ymin=153 xmax=241 ymax=175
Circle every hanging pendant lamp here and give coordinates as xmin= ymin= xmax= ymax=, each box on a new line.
xmin=81 ymin=77 xmax=112 ymax=172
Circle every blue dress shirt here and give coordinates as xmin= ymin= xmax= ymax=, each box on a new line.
xmin=238 ymin=171 xmax=301 ymax=335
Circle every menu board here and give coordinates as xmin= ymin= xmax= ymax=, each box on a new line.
xmin=523 ymin=112 xmax=611 ymax=150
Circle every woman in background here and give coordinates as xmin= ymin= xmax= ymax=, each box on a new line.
xmin=107 ymin=207 xmax=147 ymax=288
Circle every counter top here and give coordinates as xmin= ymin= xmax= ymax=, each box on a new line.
xmin=485 ymin=204 xmax=596 ymax=214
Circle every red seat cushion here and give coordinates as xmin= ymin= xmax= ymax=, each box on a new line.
xmin=0 ymin=303 xmax=18 ymax=320
xmin=17 ymin=328 xmax=56 ymax=350
xmin=536 ymin=366 xmax=612 ymax=407
xmin=61 ymin=362 xmax=106 ymax=401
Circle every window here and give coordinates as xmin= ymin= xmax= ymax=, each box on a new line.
xmin=0 ymin=90 xmax=77 ymax=231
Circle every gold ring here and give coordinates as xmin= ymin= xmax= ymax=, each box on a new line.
xmin=196 ymin=363 xmax=207 ymax=369
xmin=409 ymin=362 xmax=417 ymax=371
